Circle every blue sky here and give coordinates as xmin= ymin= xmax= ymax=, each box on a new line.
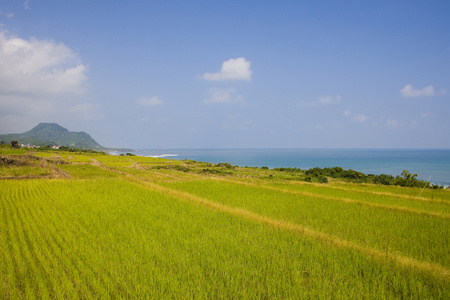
xmin=0 ymin=0 xmax=449 ymax=148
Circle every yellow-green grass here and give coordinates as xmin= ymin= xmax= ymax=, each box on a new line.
xmin=32 ymin=152 xmax=59 ymax=158
xmin=57 ymin=164 xmax=121 ymax=179
xmin=1 ymin=151 xmax=449 ymax=298
xmin=128 ymin=155 xmax=182 ymax=163
xmin=1 ymin=178 xmax=447 ymax=298
xmin=160 ymin=179 xmax=450 ymax=270
xmin=0 ymin=155 xmax=52 ymax=177
xmin=94 ymin=154 xmax=132 ymax=162
xmin=67 ymin=154 xmax=97 ymax=163
xmin=240 ymin=178 xmax=450 ymax=215
xmin=0 ymin=165 xmax=51 ymax=177
xmin=326 ymin=181 xmax=450 ymax=201
xmin=102 ymin=161 xmax=134 ymax=168
xmin=0 ymin=149 xmax=28 ymax=155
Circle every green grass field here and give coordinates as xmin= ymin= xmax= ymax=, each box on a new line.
xmin=1 ymin=149 xmax=449 ymax=298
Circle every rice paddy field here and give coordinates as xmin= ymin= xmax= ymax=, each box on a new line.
xmin=1 ymin=149 xmax=449 ymax=298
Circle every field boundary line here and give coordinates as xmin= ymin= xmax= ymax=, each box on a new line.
xmin=93 ymin=158 xmax=186 ymax=180
xmin=148 ymin=171 xmax=184 ymax=180
xmin=128 ymin=177 xmax=450 ymax=282
xmin=189 ymin=170 xmax=449 ymax=204
xmin=206 ymin=177 xmax=450 ymax=219
xmin=274 ymin=179 xmax=450 ymax=204
xmin=315 ymin=183 xmax=450 ymax=204
xmin=138 ymin=166 xmax=449 ymax=206
xmin=85 ymin=160 xmax=450 ymax=281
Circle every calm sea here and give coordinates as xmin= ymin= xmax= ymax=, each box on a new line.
xmin=129 ymin=149 xmax=450 ymax=186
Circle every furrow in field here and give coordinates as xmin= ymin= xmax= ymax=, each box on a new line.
xmin=22 ymin=181 xmax=81 ymax=298
xmin=5 ymin=185 xmax=39 ymax=298
xmin=138 ymin=163 xmax=449 ymax=204
xmin=15 ymin=182 xmax=60 ymax=299
xmin=210 ymin=177 xmax=450 ymax=219
xmin=130 ymin=178 xmax=450 ymax=282
xmin=1 ymin=191 xmax=23 ymax=299
xmin=257 ymin=178 xmax=450 ymax=204
xmin=138 ymin=166 xmax=449 ymax=213
xmin=35 ymin=182 xmax=116 ymax=298
xmin=20 ymin=181 xmax=91 ymax=299
xmin=89 ymin=159 xmax=450 ymax=280
xmin=149 ymin=170 xmax=186 ymax=180
xmin=3 ymin=179 xmax=111 ymax=298
xmin=47 ymin=180 xmax=137 ymax=298
xmin=309 ymin=183 xmax=450 ymax=204
xmin=0 ymin=183 xmax=15 ymax=299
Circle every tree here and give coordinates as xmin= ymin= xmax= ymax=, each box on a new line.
xmin=396 ymin=169 xmax=419 ymax=187
xmin=11 ymin=140 xmax=20 ymax=149
xmin=318 ymin=175 xmax=328 ymax=183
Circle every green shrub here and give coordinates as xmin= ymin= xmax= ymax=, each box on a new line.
xmin=217 ymin=162 xmax=234 ymax=169
xmin=318 ymin=175 xmax=328 ymax=183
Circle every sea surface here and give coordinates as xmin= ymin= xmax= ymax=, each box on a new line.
xmin=126 ymin=149 xmax=450 ymax=186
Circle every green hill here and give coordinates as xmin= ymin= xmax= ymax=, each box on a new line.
xmin=0 ymin=123 xmax=103 ymax=150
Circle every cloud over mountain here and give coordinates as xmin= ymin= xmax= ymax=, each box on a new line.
xmin=0 ymin=31 xmax=87 ymax=97
xmin=0 ymin=30 xmax=90 ymax=132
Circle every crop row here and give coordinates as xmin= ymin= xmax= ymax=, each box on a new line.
xmin=159 ymin=178 xmax=450 ymax=270
xmin=228 ymin=178 xmax=450 ymax=215
xmin=1 ymin=177 xmax=448 ymax=298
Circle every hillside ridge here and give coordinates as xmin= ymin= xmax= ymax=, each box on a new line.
xmin=0 ymin=123 xmax=103 ymax=150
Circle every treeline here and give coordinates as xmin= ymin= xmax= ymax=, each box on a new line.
xmin=38 ymin=146 xmax=105 ymax=154
xmin=273 ymin=166 xmax=443 ymax=189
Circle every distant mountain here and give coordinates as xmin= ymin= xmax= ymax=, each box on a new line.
xmin=0 ymin=123 xmax=104 ymax=150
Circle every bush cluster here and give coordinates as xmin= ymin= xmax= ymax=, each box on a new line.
xmin=274 ymin=166 xmax=443 ymax=188
xmin=216 ymin=162 xmax=235 ymax=170
xmin=38 ymin=146 xmax=104 ymax=154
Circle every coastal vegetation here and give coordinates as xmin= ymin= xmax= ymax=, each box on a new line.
xmin=277 ymin=166 xmax=443 ymax=188
xmin=1 ymin=146 xmax=449 ymax=298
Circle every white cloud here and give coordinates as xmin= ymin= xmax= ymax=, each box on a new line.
xmin=400 ymin=84 xmax=447 ymax=98
xmin=24 ymin=0 xmax=31 ymax=10
xmin=317 ymin=95 xmax=341 ymax=105
xmin=202 ymin=57 xmax=252 ymax=81
xmin=386 ymin=118 xmax=402 ymax=129
xmin=298 ymin=95 xmax=341 ymax=108
xmin=420 ymin=112 xmax=434 ymax=118
xmin=203 ymin=87 xmax=244 ymax=104
xmin=0 ymin=30 xmax=91 ymax=132
xmin=137 ymin=96 xmax=163 ymax=106
xmin=352 ymin=114 xmax=368 ymax=122
xmin=0 ymin=31 xmax=88 ymax=96
xmin=343 ymin=110 xmax=368 ymax=122
xmin=0 ymin=10 xmax=14 ymax=19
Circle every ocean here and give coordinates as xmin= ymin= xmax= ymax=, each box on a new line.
xmin=127 ymin=149 xmax=450 ymax=186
